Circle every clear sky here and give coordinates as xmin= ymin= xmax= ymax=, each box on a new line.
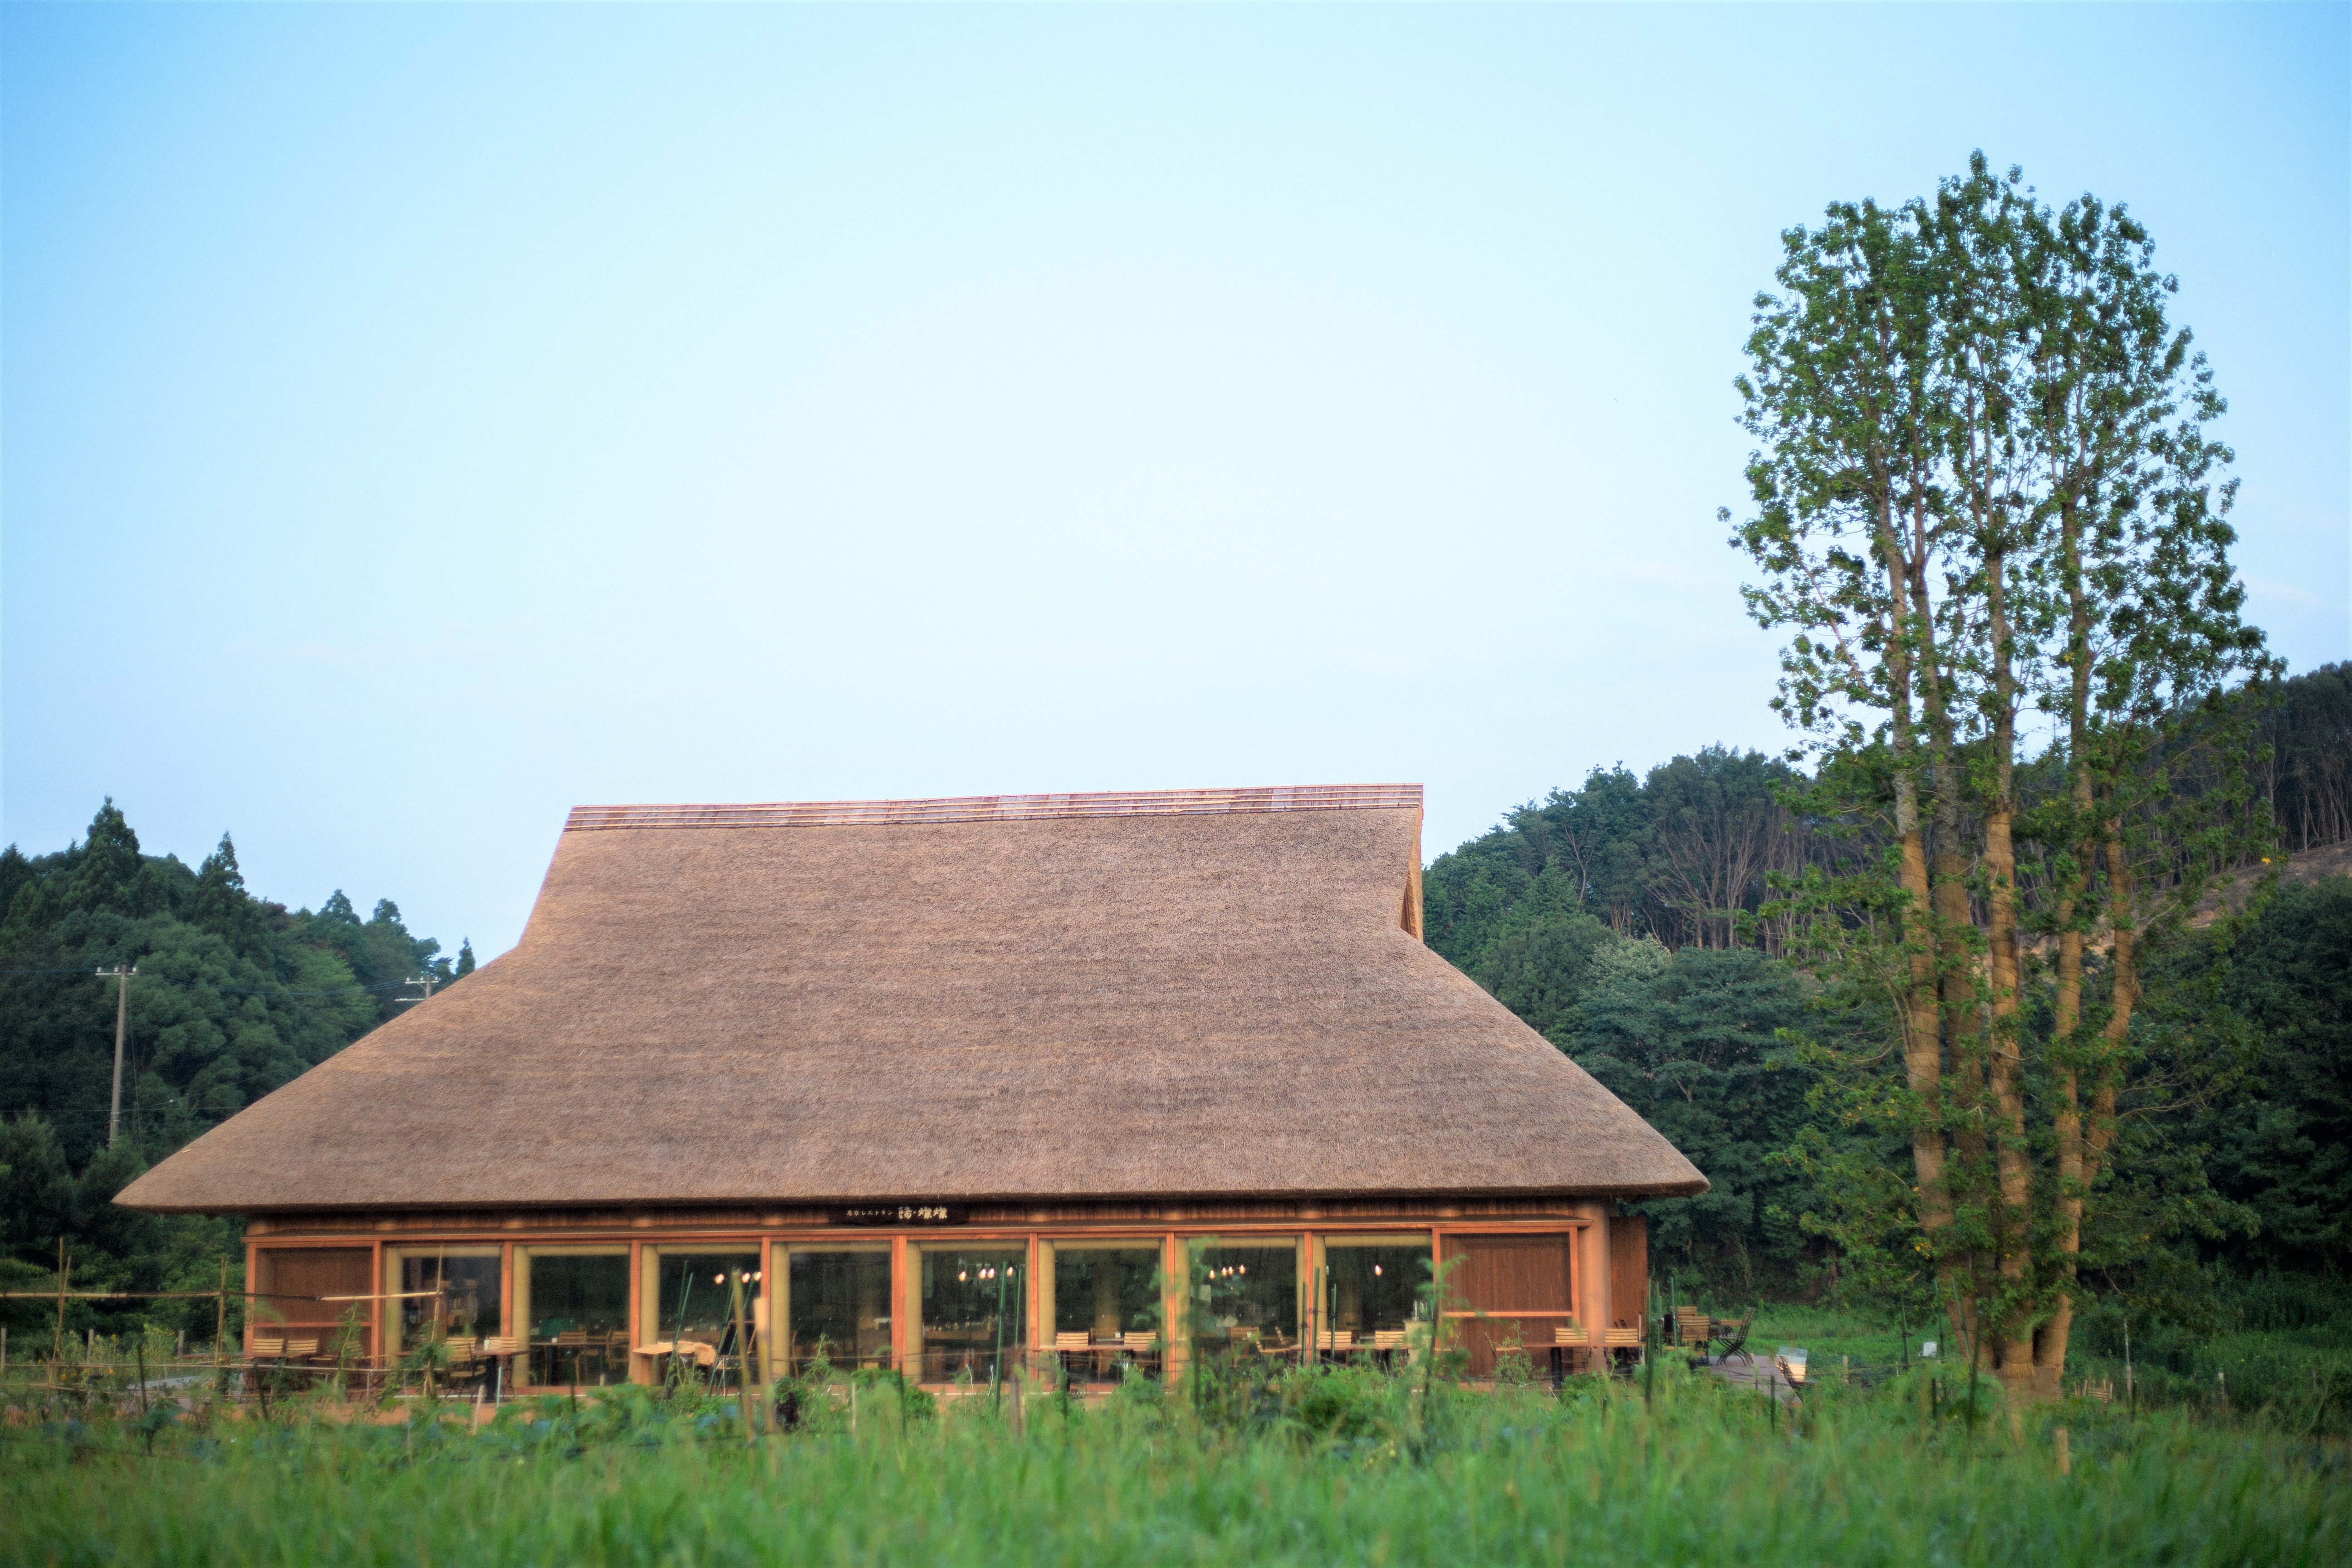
xmin=5 ymin=3 xmax=2346 ymax=960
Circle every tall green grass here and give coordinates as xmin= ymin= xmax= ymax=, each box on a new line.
xmin=5 ymin=1362 xmax=2343 ymax=1567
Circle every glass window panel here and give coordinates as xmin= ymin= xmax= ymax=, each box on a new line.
xmin=1049 ymin=1244 xmax=1161 ymax=1385
xmin=393 ymin=1251 xmax=501 ymax=1353
xmin=520 ymin=1251 xmax=631 ymax=1387
xmin=916 ymin=1246 xmax=1026 ymax=1384
xmin=787 ymin=1250 xmax=892 ymax=1374
xmin=649 ymin=1252 xmax=761 ymax=1362
xmin=1051 ymin=1247 xmax=1159 ymax=1338
xmin=1319 ymin=1244 xmax=1428 ymax=1335
xmin=1198 ymin=1244 xmax=1298 ymax=1348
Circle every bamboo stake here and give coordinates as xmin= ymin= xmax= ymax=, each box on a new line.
xmin=0 ymin=1288 xmax=434 ymax=1303
xmin=991 ymin=1260 xmax=1008 ymax=1415
xmin=54 ymin=1240 xmax=69 ymax=1365
xmin=1011 ymin=1259 xmax=1027 ymax=1437
xmin=657 ymin=1258 xmax=692 ymax=1395
xmin=730 ymin=1267 xmax=757 ymax=1438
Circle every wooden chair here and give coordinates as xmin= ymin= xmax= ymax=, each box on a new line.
xmin=1314 ymin=1329 xmax=1353 ymax=1359
xmin=441 ymin=1336 xmax=480 ymax=1380
xmin=1120 ymin=1331 xmax=1161 ymax=1378
xmin=545 ymin=1328 xmax=588 ymax=1386
xmin=243 ymin=1336 xmax=290 ymax=1396
xmin=1603 ymin=1326 xmax=1642 ymax=1370
xmin=1552 ymin=1323 xmax=1592 ymax=1381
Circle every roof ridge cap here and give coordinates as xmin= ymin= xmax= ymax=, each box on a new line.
xmin=565 ymin=784 xmax=1422 ymax=832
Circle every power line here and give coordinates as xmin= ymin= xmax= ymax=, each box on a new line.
xmin=0 ymin=966 xmax=429 ymax=996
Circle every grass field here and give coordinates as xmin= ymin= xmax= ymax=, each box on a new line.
xmin=4 ymin=1358 xmax=2344 ymax=1567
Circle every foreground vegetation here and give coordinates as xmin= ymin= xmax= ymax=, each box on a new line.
xmin=5 ymin=1362 xmax=2342 ymax=1568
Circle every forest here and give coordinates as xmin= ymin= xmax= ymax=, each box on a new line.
xmin=0 ymin=802 xmax=471 ymax=1339
xmin=1424 ymin=662 xmax=2351 ymax=1313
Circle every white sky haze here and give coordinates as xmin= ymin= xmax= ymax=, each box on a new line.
xmin=5 ymin=3 xmax=2347 ymax=958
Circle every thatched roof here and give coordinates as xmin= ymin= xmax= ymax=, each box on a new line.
xmin=119 ymin=785 xmax=1705 ymax=1213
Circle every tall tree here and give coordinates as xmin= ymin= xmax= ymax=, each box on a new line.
xmin=1730 ymin=155 xmax=2274 ymax=1399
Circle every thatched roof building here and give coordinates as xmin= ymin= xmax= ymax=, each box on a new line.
xmin=120 ymin=784 xmax=1702 ymax=1214
xmin=119 ymin=785 xmax=1704 ymax=1390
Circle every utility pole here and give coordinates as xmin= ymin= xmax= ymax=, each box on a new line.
xmin=394 ymin=973 xmax=436 ymax=1008
xmin=98 ymin=964 xmax=137 ymax=1147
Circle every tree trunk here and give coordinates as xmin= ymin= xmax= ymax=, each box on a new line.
xmin=2039 ymin=495 xmax=2097 ymax=1401
xmin=1873 ymin=496 xmax=1950 ymax=1242
xmin=1980 ymin=545 xmax=2037 ymax=1400
xmin=1915 ymin=568 xmax=1981 ymax=1329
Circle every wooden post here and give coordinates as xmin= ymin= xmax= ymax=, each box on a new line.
xmin=1020 ymin=1241 xmax=1039 ymax=1382
xmin=891 ymin=1235 xmax=911 ymax=1377
xmin=2055 ymin=1426 xmax=2070 ymax=1476
xmin=102 ymin=963 xmax=135 ymax=1147
xmin=215 ymin=1257 xmax=230 ymax=1362
xmin=369 ymin=1239 xmax=386 ymax=1368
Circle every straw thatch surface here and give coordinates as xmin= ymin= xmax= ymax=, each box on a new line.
xmin=119 ymin=786 xmax=1705 ymax=1214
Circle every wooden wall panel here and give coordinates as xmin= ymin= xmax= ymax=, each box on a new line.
xmin=255 ymin=1247 xmax=372 ymax=1340
xmin=1607 ymin=1215 xmax=1647 ymax=1331
xmin=1440 ymin=1233 xmax=1574 ymax=1376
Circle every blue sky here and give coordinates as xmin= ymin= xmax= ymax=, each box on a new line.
xmin=5 ymin=3 xmax=2346 ymax=959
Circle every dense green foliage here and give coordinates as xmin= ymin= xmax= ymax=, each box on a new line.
xmin=0 ymin=800 xmax=471 ymax=1344
xmin=5 ymin=1364 xmax=2342 ymax=1568
xmin=2260 ymin=662 xmax=2352 ymax=853
xmin=1424 ymin=732 xmax=2352 ymax=1313
xmin=1422 ymin=746 xmax=1838 ymax=960
xmin=1421 ymin=754 xmax=1867 ymax=1296
xmin=2170 ymin=878 xmax=2352 ymax=1275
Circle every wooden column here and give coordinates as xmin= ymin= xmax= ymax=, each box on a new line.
xmin=1569 ymin=1204 xmax=1612 ymax=1352
xmin=627 ymin=1241 xmax=650 ymax=1386
xmin=368 ymin=1240 xmax=385 ymax=1365
xmin=1162 ymin=1233 xmax=1184 ymax=1382
xmin=500 ymin=1242 xmax=515 ymax=1355
xmin=1026 ymin=1234 xmax=1042 ymax=1379
xmin=890 ymin=1235 xmax=911 ymax=1376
